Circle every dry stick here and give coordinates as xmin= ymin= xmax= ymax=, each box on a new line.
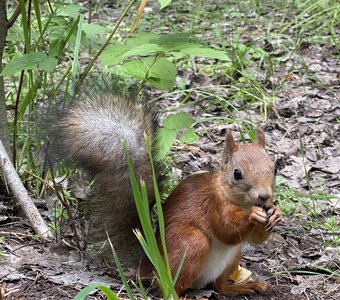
xmin=7 ymin=3 xmax=22 ymax=28
xmin=0 ymin=139 xmax=54 ymax=240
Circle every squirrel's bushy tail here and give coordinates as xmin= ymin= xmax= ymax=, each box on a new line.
xmin=50 ymin=89 xmax=158 ymax=267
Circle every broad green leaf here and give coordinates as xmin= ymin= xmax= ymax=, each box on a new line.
xmin=163 ymin=112 xmax=195 ymax=130
xmin=155 ymin=128 xmax=177 ymax=159
xmin=151 ymin=33 xmax=190 ymax=50
xmin=101 ymin=44 xmax=130 ymax=65
xmin=101 ymin=32 xmax=229 ymax=67
xmin=109 ymin=57 xmax=176 ymax=90
xmin=100 ymin=33 xmax=158 ymax=65
xmin=82 ymin=23 xmax=107 ymax=40
xmin=177 ymin=46 xmax=230 ymax=61
xmin=2 ymin=52 xmax=58 ymax=76
xmin=58 ymin=4 xmax=85 ymax=18
xmin=125 ymin=33 xmax=159 ymax=47
xmin=109 ymin=60 xmax=147 ymax=79
xmin=146 ymin=57 xmax=176 ymax=89
xmin=159 ymin=0 xmax=172 ymax=9
xmin=180 ymin=128 xmax=199 ymax=144
xmin=122 ymin=43 xmax=165 ymax=58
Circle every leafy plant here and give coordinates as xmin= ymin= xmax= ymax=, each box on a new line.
xmin=48 ymin=190 xmax=74 ymax=232
xmin=275 ymin=177 xmax=302 ymax=217
xmin=102 ymin=32 xmax=230 ymax=90
xmin=156 ymin=112 xmax=197 ymax=159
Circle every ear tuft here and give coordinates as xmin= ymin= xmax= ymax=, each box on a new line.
xmin=255 ymin=128 xmax=266 ymax=148
xmin=221 ymin=129 xmax=238 ymax=166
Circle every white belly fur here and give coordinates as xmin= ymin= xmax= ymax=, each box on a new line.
xmin=194 ymin=239 xmax=241 ymax=288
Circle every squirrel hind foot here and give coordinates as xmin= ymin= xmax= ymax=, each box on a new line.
xmin=213 ymin=279 xmax=268 ymax=296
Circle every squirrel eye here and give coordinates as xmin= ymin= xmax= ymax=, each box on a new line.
xmin=234 ymin=169 xmax=243 ymax=180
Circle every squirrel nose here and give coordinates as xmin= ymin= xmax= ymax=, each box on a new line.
xmin=259 ymin=193 xmax=271 ymax=202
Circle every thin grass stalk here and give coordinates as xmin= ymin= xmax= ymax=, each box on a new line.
xmin=33 ymin=2 xmax=64 ymax=51
xmin=123 ymin=140 xmax=178 ymax=299
xmin=79 ymin=0 xmax=136 ymax=85
xmin=71 ymin=14 xmax=84 ymax=96
xmin=19 ymin=0 xmax=30 ymax=53
xmin=107 ymin=233 xmax=136 ymax=300
xmin=73 ymin=284 xmax=119 ymax=300
xmin=145 ymin=134 xmax=172 ymax=279
xmin=32 ymin=0 xmax=42 ymax=33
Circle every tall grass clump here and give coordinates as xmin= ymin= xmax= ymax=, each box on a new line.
xmin=74 ymin=136 xmax=182 ymax=299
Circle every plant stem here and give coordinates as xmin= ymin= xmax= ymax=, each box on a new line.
xmin=79 ymin=0 xmax=136 ymax=87
xmin=12 ymin=0 xmax=32 ymax=166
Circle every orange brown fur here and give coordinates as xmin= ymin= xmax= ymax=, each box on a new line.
xmin=155 ymin=129 xmax=282 ymax=297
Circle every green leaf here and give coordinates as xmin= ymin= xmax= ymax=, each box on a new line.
xmin=180 ymin=128 xmax=198 ymax=144
xmin=58 ymin=4 xmax=85 ymax=18
xmin=163 ymin=112 xmax=195 ymax=130
xmin=125 ymin=33 xmax=159 ymax=47
xmin=122 ymin=43 xmax=165 ymax=58
xmin=2 ymin=52 xmax=58 ymax=76
xmin=109 ymin=57 xmax=176 ymax=90
xmin=146 ymin=57 xmax=176 ymax=89
xmin=151 ymin=33 xmax=191 ymax=50
xmin=159 ymin=0 xmax=172 ymax=9
xmin=101 ymin=32 xmax=229 ymax=67
xmin=73 ymin=284 xmax=119 ymax=300
xmin=100 ymin=33 xmax=159 ymax=65
xmin=109 ymin=60 xmax=147 ymax=80
xmin=82 ymin=23 xmax=107 ymax=40
xmin=176 ymin=46 xmax=230 ymax=61
xmin=101 ymin=44 xmax=131 ymax=65
xmin=155 ymin=128 xmax=177 ymax=159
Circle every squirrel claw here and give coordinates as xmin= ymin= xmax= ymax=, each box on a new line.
xmin=266 ymin=208 xmax=275 ymax=218
xmin=265 ymin=221 xmax=273 ymax=231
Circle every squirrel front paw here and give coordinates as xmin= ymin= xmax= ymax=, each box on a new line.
xmin=263 ymin=205 xmax=282 ymax=231
xmin=249 ymin=206 xmax=268 ymax=225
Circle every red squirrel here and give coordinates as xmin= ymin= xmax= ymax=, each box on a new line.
xmin=50 ymin=88 xmax=282 ymax=297
xmin=158 ymin=129 xmax=282 ymax=296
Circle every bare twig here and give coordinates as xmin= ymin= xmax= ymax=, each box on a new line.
xmin=0 ymin=138 xmax=54 ymax=240
xmin=7 ymin=3 xmax=22 ymax=28
xmin=12 ymin=70 xmax=24 ymax=165
xmin=47 ymin=160 xmax=83 ymax=250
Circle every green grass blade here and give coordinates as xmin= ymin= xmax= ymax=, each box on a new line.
xmin=73 ymin=284 xmax=119 ymax=300
xmin=173 ymin=252 xmax=186 ymax=285
xmin=107 ymin=234 xmax=136 ymax=300
xmin=19 ymin=0 xmax=30 ymax=52
xmin=32 ymin=0 xmax=42 ymax=33
xmin=123 ymin=138 xmax=178 ymax=299
xmin=145 ymin=134 xmax=172 ymax=277
xmin=71 ymin=13 xmax=84 ymax=95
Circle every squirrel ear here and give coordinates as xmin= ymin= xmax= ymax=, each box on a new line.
xmin=255 ymin=128 xmax=266 ymax=148
xmin=222 ymin=129 xmax=238 ymax=165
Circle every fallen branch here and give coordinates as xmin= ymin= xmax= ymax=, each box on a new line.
xmin=0 ymin=138 xmax=54 ymax=240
